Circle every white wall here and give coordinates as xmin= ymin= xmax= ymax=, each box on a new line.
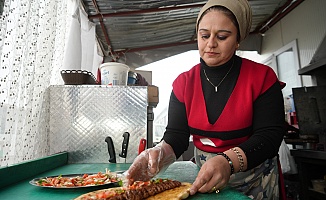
xmin=261 ymin=0 xmax=326 ymax=86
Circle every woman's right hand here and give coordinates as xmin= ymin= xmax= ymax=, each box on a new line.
xmin=190 ymin=155 xmax=231 ymax=195
xmin=124 ymin=141 xmax=176 ymax=185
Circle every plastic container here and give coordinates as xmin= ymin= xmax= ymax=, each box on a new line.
xmin=128 ymin=71 xmax=137 ymax=85
xmin=100 ymin=62 xmax=129 ymax=85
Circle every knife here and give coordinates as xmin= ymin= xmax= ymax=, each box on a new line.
xmin=119 ymin=132 xmax=130 ymax=163
xmin=105 ymin=136 xmax=116 ymax=163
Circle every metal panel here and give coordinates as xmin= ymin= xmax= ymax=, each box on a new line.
xmin=280 ymin=0 xmax=326 ymax=69
xmin=292 ymin=86 xmax=326 ymax=147
xmin=80 ymin=0 xmax=294 ymax=68
xmin=49 ymin=85 xmax=148 ymax=163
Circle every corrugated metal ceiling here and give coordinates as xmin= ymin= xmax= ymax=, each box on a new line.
xmin=80 ymin=0 xmax=304 ymax=68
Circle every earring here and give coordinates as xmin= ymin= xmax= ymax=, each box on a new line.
xmin=236 ymin=44 xmax=240 ymax=49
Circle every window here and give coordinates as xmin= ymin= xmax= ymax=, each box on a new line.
xmin=276 ymin=40 xmax=302 ymax=96
xmin=263 ymin=40 xmax=302 ymax=97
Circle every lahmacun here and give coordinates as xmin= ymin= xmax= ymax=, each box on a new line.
xmin=74 ymin=179 xmax=191 ymax=200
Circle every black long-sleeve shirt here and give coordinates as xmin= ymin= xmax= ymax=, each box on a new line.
xmin=163 ymin=55 xmax=285 ymax=170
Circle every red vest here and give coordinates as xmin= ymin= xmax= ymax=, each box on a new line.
xmin=172 ymin=58 xmax=280 ymax=153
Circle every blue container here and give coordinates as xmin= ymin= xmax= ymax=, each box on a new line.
xmin=128 ymin=71 xmax=137 ymax=85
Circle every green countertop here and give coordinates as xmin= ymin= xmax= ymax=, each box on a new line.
xmin=0 ymin=154 xmax=250 ymax=200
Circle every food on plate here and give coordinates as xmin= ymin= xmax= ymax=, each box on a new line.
xmin=74 ymin=178 xmax=191 ymax=200
xmin=36 ymin=169 xmax=122 ymax=188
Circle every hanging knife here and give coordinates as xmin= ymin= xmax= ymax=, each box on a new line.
xmin=119 ymin=132 xmax=130 ymax=163
xmin=105 ymin=136 xmax=116 ymax=163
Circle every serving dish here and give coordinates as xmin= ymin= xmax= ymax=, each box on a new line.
xmin=29 ymin=172 xmax=122 ymax=189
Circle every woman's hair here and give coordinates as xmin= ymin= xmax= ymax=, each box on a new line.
xmin=197 ymin=6 xmax=240 ymax=42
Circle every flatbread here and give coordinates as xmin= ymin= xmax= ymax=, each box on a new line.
xmin=146 ymin=182 xmax=192 ymax=200
xmin=74 ymin=179 xmax=192 ymax=200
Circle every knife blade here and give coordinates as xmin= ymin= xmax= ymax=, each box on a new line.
xmin=105 ymin=136 xmax=116 ymax=163
xmin=119 ymin=132 xmax=130 ymax=163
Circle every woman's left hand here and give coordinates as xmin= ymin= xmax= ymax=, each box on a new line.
xmin=189 ymin=155 xmax=231 ymax=195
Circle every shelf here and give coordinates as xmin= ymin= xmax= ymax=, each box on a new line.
xmin=290 ymin=149 xmax=326 ymax=199
xmin=308 ymin=189 xmax=326 ymax=200
xmin=290 ymin=149 xmax=326 ymax=161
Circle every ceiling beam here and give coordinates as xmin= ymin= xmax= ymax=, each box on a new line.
xmin=88 ymin=4 xmax=205 ymax=19
xmin=256 ymin=0 xmax=305 ymax=33
xmin=88 ymin=2 xmax=205 ymax=59
xmin=91 ymin=0 xmax=117 ymax=60
xmin=115 ymin=40 xmax=197 ymax=55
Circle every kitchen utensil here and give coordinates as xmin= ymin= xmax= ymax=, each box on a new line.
xmin=138 ymin=138 xmax=146 ymax=155
xmin=119 ymin=132 xmax=130 ymax=163
xmin=105 ymin=136 xmax=116 ymax=163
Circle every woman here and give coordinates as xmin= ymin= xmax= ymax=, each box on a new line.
xmin=126 ymin=0 xmax=285 ymax=199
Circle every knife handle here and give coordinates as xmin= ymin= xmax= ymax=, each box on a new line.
xmin=105 ymin=136 xmax=116 ymax=163
xmin=138 ymin=138 xmax=146 ymax=155
xmin=119 ymin=132 xmax=130 ymax=158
